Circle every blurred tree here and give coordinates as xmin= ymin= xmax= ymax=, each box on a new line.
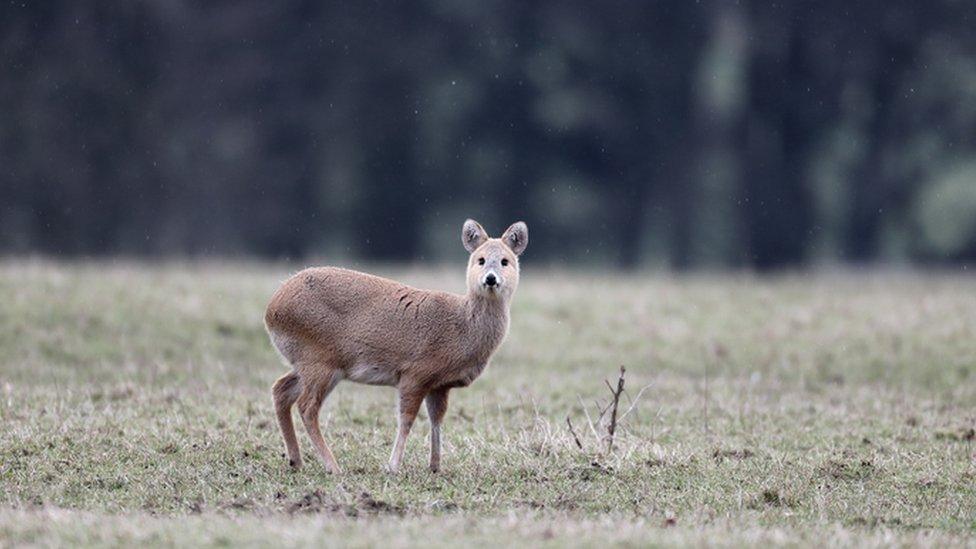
xmin=1 ymin=0 xmax=975 ymax=267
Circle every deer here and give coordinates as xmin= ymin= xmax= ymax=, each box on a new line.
xmin=264 ymin=219 xmax=528 ymax=474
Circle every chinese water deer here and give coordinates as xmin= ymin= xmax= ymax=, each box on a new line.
xmin=264 ymin=219 xmax=528 ymax=473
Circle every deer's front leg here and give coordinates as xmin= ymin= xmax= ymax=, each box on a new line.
xmin=388 ymin=383 xmax=425 ymax=473
xmin=425 ymin=388 xmax=450 ymax=472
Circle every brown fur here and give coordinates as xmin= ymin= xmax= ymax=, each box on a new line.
xmin=264 ymin=219 xmax=528 ymax=473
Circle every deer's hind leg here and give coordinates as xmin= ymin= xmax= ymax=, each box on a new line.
xmin=296 ymin=363 xmax=343 ymax=474
xmin=272 ymin=371 xmax=303 ymax=469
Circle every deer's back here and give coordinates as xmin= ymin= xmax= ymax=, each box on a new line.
xmin=265 ymin=267 xmax=466 ymax=373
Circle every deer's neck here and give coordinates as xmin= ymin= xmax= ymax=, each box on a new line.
xmin=462 ymin=293 xmax=510 ymax=360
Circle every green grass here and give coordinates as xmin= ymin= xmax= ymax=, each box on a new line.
xmin=1 ymin=260 xmax=975 ymax=547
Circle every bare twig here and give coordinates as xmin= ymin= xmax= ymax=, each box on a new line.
xmin=594 ymin=398 xmax=613 ymax=426
xmin=605 ymin=366 xmax=626 ymax=454
xmin=703 ymin=346 xmax=711 ymax=436
xmin=565 ymin=416 xmax=584 ymax=450
xmin=617 ymin=382 xmax=653 ymax=424
xmin=571 ymin=366 xmax=649 ymax=456
xmin=577 ymin=395 xmax=601 ymax=441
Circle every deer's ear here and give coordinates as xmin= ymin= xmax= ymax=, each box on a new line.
xmin=462 ymin=219 xmax=489 ymax=253
xmin=501 ymin=221 xmax=528 ymax=256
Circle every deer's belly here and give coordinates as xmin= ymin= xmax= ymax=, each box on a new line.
xmin=346 ymin=363 xmax=399 ymax=386
xmin=444 ymin=362 xmax=488 ymax=388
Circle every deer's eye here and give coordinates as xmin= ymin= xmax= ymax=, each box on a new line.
xmin=478 ymin=257 xmax=485 ymax=265
xmin=501 ymin=259 xmax=509 ymax=266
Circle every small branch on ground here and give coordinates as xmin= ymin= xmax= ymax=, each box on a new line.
xmin=605 ymin=366 xmax=626 ymax=454
xmin=565 ymin=416 xmax=584 ymax=450
xmin=569 ymin=365 xmax=650 ymax=456
xmin=578 ymin=395 xmax=601 ymax=441
xmin=617 ymin=382 xmax=653 ymax=424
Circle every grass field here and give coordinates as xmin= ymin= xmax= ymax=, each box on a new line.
xmin=1 ymin=260 xmax=975 ymax=547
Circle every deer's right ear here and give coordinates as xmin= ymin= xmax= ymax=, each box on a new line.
xmin=462 ymin=219 xmax=489 ymax=252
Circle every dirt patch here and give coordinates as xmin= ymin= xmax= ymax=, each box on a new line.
xmin=848 ymin=516 xmax=910 ymax=529
xmin=573 ymin=461 xmax=613 ymax=481
xmin=748 ymin=488 xmax=799 ymax=509
xmin=286 ymin=490 xmax=402 ymax=517
xmin=712 ymin=448 xmax=754 ymax=461
xmin=220 ymin=498 xmax=255 ymax=511
xmin=517 ymin=497 xmax=579 ymax=511
xmin=818 ymin=459 xmax=876 ymax=481
xmin=934 ymin=427 xmax=975 ymax=442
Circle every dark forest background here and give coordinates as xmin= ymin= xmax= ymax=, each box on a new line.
xmin=2 ymin=1 xmax=976 ymax=269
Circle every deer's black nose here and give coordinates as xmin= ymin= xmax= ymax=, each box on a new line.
xmin=485 ymin=273 xmax=497 ymax=287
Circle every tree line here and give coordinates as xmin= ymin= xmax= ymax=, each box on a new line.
xmin=2 ymin=1 xmax=975 ymax=268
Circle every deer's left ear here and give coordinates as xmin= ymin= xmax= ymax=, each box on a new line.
xmin=501 ymin=221 xmax=528 ymax=256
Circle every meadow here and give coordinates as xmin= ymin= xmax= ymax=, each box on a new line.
xmin=1 ymin=261 xmax=974 ymax=547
